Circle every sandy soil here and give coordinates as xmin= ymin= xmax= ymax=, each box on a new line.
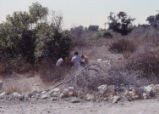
xmin=0 ymin=99 xmax=159 ymax=114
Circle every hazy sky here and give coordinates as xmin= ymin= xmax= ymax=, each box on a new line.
xmin=0 ymin=0 xmax=159 ymax=28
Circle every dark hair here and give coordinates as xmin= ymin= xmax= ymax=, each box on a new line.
xmin=74 ymin=51 xmax=78 ymax=55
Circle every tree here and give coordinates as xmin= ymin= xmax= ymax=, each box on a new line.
xmin=29 ymin=2 xmax=48 ymax=23
xmin=70 ymin=26 xmax=84 ymax=39
xmin=147 ymin=13 xmax=159 ymax=28
xmin=0 ymin=2 xmax=72 ymax=64
xmin=88 ymin=25 xmax=99 ymax=31
xmin=107 ymin=11 xmax=135 ymax=35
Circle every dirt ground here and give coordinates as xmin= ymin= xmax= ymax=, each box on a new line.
xmin=0 ymin=99 xmax=159 ymax=114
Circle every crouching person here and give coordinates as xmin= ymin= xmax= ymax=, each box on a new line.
xmin=56 ymin=57 xmax=64 ymax=67
xmin=80 ymin=55 xmax=88 ymax=67
xmin=71 ymin=51 xmax=81 ymax=69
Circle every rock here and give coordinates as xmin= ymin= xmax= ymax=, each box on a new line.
xmin=41 ymin=94 xmax=50 ymax=99
xmin=12 ymin=92 xmax=24 ymax=101
xmin=112 ymin=96 xmax=120 ymax=103
xmin=63 ymin=89 xmax=69 ymax=96
xmin=41 ymin=91 xmax=47 ymax=94
xmin=144 ymin=85 xmax=156 ymax=97
xmin=143 ymin=93 xmax=148 ymax=99
xmin=0 ymin=92 xmax=6 ymax=99
xmin=155 ymin=84 xmax=159 ymax=95
xmin=97 ymin=85 xmax=108 ymax=95
xmin=71 ymin=97 xmax=81 ymax=103
xmin=0 ymin=81 xmax=3 ymax=89
xmin=144 ymin=84 xmax=155 ymax=93
xmin=85 ymin=94 xmax=94 ymax=101
xmin=59 ymin=93 xmax=65 ymax=98
xmin=51 ymin=92 xmax=60 ymax=97
xmin=49 ymin=88 xmax=60 ymax=95
xmin=97 ymin=59 xmax=102 ymax=62
xmin=68 ymin=87 xmax=74 ymax=91
xmin=51 ymin=97 xmax=58 ymax=101
xmin=68 ymin=91 xmax=75 ymax=97
xmin=30 ymin=90 xmax=41 ymax=99
xmin=124 ymin=90 xmax=132 ymax=101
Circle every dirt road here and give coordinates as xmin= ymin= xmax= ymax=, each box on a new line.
xmin=0 ymin=99 xmax=159 ymax=114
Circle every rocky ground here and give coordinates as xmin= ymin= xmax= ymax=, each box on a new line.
xmin=0 ymin=99 xmax=159 ymax=114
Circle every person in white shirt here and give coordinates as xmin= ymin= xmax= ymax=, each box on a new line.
xmin=56 ymin=57 xmax=64 ymax=67
xmin=71 ymin=51 xmax=81 ymax=69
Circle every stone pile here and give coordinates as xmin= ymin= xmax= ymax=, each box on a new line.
xmin=0 ymin=83 xmax=159 ymax=103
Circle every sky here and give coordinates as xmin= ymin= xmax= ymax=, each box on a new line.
xmin=0 ymin=0 xmax=159 ymax=29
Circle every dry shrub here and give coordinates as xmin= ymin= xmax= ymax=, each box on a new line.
xmin=39 ymin=59 xmax=71 ymax=83
xmin=69 ymin=63 xmax=141 ymax=90
xmin=109 ymin=38 xmax=136 ymax=54
xmin=0 ymin=57 xmax=33 ymax=75
xmin=127 ymin=50 xmax=159 ymax=78
xmin=69 ymin=62 xmax=159 ymax=91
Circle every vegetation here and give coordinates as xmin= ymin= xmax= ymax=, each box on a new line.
xmin=107 ymin=11 xmax=135 ymax=35
xmin=147 ymin=12 xmax=159 ymax=28
xmin=109 ymin=38 xmax=136 ymax=53
xmin=1 ymin=2 xmax=159 ymax=87
xmin=127 ymin=51 xmax=159 ymax=78
xmin=88 ymin=25 xmax=99 ymax=31
xmin=0 ymin=2 xmax=72 ymax=66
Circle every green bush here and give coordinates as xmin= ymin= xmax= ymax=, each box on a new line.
xmin=95 ymin=30 xmax=113 ymax=39
xmin=0 ymin=2 xmax=73 ymax=65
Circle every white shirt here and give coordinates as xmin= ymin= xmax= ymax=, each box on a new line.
xmin=56 ymin=58 xmax=63 ymax=66
xmin=71 ymin=55 xmax=81 ymax=68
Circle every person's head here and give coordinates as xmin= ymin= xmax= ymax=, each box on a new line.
xmin=74 ymin=51 xmax=78 ymax=56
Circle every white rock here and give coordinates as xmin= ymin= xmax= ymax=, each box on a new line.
xmin=48 ymin=88 xmax=60 ymax=95
xmin=41 ymin=91 xmax=47 ymax=94
xmin=68 ymin=91 xmax=74 ymax=97
xmin=144 ymin=84 xmax=155 ymax=93
xmin=85 ymin=94 xmax=94 ymax=101
xmin=41 ymin=94 xmax=49 ymax=99
xmin=59 ymin=93 xmax=65 ymax=98
xmin=0 ymin=92 xmax=6 ymax=99
xmin=112 ymin=96 xmax=120 ymax=103
xmin=143 ymin=93 xmax=148 ymax=99
xmin=12 ymin=92 xmax=22 ymax=97
xmin=97 ymin=85 xmax=108 ymax=95
xmin=97 ymin=59 xmax=102 ymax=62
xmin=71 ymin=97 xmax=81 ymax=103
xmin=68 ymin=87 xmax=74 ymax=91
xmin=63 ymin=88 xmax=69 ymax=94
xmin=51 ymin=92 xmax=60 ymax=97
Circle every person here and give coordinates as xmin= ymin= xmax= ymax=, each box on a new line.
xmin=56 ymin=57 xmax=64 ymax=67
xmin=71 ymin=51 xmax=81 ymax=69
xmin=80 ymin=55 xmax=88 ymax=66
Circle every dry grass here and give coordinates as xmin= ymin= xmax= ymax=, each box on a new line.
xmin=127 ymin=50 xmax=159 ymax=78
xmin=2 ymin=80 xmax=32 ymax=94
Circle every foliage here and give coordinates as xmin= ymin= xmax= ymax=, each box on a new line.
xmin=107 ymin=11 xmax=135 ymax=35
xmin=147 ymin=13 xmax=159 ymax=28
xmin=88 ymin=25 xmax=99 ymax=31
xmin=0 ymin=2 xmax=72 ymax=65
xmin=95 ymin=30 xmax=113 ymax=38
